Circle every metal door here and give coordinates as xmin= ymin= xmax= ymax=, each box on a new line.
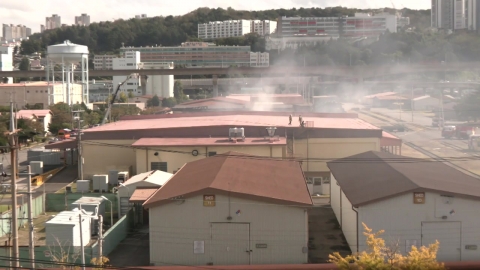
xmin=211 ymin=223 xmax=250 ymax=265
xmin=421 ymin=221 xmax=461 ymax=261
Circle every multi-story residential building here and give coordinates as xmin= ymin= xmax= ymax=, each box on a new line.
xmin=249 ymin=52 xmax=269 ymax=67
xmin=93 ymin=54 xmax=115 ymax=70
xmin=135 ymin=14 xmax=148 ymax=19
xmin=75 ymin=14 xmax=90 ymax=26
xmin=198 ymin=20 xmax=252 ymax=39
xmin=2 ymin=24 xmax=31 ymax=41
xmin=397 ymin=16 xmax=411 ymax=28
xmin=0 ymin=46 xmax=13 ymax=83
xmin=277 ymin=14 xmax=392 ymax=38
xmin=251 ymin=20 xmax=277 ymax=36
xmin=120 ymin=42 xmax=269 ymax=68
xmin=43 ymin=14 xmax=61 ymax=32
xmin=112 ymin=51 xmax=143 ymax=96
xmin=431 ymin=0 xmax=480 ymax=30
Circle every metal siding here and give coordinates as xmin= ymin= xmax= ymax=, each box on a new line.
xmin=359 ymin=192 xmax=480 ymax=261
xmin=422 ymin=221 xmax=461 ymax=261
xmin=149 ymin=194 xmax=308 ymax=266
xmin=211 ymin=223 xmax=250 ymax=265
xmin=330 ymin=174 xmax=341 ymax=224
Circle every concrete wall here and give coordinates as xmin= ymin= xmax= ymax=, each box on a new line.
xmin=136 ymin=145 xmax=284 ymax=174
xmin=330 ymin=174 xmax=357 ymax=253
xmin=82 ymin=140 xmax=137 ymax=179
xmin=149 ymin=194 xmax=309 ymax=266
xmin=358 ymin=192 xmax=480 ymax=262
xmin=0 ymin=194 xmax=44 ymax=238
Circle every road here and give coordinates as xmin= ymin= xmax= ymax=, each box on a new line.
xmin=370 ymin=107 xmax=433 ymax=127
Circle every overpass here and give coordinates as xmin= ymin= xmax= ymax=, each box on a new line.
xmin=179 ymin=77 xmax=480 ymax=89
xmin=1 ymin=62 xmax=480 ymax=79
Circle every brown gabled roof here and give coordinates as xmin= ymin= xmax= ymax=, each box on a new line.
xmin=144 ymin=151 xmax=312 ymax=208
xmin=327 ymin=151 xmax=480 ymax=207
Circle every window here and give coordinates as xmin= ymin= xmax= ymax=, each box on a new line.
xmin=151 ymin=162 xmax=167 ymax=172
xmin=208 ymin=152 xmax=217 ymax=157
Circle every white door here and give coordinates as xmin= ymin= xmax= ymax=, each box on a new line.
xmin=421 ymin=221 xmax=461 ymax=261
xmin=211 ymin=223 xmax=250 ymax=265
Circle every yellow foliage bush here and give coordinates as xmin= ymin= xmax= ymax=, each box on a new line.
xmin=329 ymin=223 xmax=445 ymax=270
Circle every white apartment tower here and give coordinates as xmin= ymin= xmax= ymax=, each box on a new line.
xmin=75 ymin=14 xmax=91 ymax=26
xmin=198 ymin=20 xmax=252 ymax=39
xmin=251 ymin=20 xmax=277 ymax=36
xmin=112 ymin=51 xmax=143 ymax=96
xmin=93 ymin=54 xmax=115 ymax=70
xmin=43 ymin=14 xmax=61 ymax=32
xmin=431 ymin=0 xmax=480 ymax=30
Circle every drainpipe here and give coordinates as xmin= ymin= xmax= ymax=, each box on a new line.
xmin=352 ymin=206 xmax=359 ymax=253
xmin=339 ymin=188 xmax=342 ymax=228
xmin=146 ymin=148 xmax=148 ymax=171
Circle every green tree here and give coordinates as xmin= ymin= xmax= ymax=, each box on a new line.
xmin=19 ymin=57 xmax=30 ymax=71
xmin=118 ymin=92 xmax=128 ymax=103
xmin=48 ymin=103 xmax=72 ymax=134
xmin=174 ymin=81 xmax=187 ymax=103
xmin=162 ymin=97 xmax=177 ymax=108
xmin=147 ymin=95 xmax=161 ymax=107
xmin=127 ymin=91 xmax=134 ymax=98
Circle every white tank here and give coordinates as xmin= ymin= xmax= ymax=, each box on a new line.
xmin=47 ymin=40 xmax=89 ymax=64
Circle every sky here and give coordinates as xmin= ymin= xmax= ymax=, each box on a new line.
xmin=1 ymin=0 xmax=430 ymax=33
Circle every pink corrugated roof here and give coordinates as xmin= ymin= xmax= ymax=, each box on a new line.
xmin=132 ymin=137 xmax=286 ymax=147
xmin=86 ymin=114 xmax=379 ymax=133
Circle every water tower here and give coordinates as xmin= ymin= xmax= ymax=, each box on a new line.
xmin=46 ymin=40 xmax=89 ymax=106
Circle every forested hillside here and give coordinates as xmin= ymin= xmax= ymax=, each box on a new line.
xmin=21 ymin=7 xmax=430 ymax=55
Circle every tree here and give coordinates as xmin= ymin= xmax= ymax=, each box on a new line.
xmin=118 ymin=92 xmax=128 ymax=103
xmin=147 ymin=95 xmax=161 ymax=107
xmin=162 ymin=97 xmax=177 ymax=108
xmin=49 ymin=103 xmax=73 ymax=134
xmin=19 ymin=57 xmax=30 ymax=71
xmin=329 ymin=223 xmax=444 ymax=270
xmin=127 ymin=91 xmax=134 ymax=98
xmin=174 ymin=81 xmax=187 ymax=103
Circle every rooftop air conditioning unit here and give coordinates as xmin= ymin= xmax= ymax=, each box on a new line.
xmin=229 ymin=127 xmax=245 ymax=141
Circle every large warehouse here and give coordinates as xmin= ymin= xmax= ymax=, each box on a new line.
xmin=46 ymin=111 xmax=401 ymax=195
xmin=328 ymin=151 xmax=480 ymax=262
xmin=143 ymin=152 xmax=312 ymax=266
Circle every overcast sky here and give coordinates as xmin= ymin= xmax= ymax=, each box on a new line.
xmin=1 ymin=0 xmax=430 ymax=33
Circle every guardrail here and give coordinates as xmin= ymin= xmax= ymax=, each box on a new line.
xmin=32 ymin=166 xmax=66 ymax=186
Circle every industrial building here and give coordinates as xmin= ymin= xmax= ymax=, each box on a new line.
xmin=120 ymin=42 xmax=269 ymax=68
xmin=198 ymin=19 xmax=277 ymax=39
xmin=46 ymin=111 xmax=401 ymax=198
xmin=0 ymin=82 xmax=83 ymax=108
xmin=75 ymin=14 xmax=90 ymax=26
xmin=328 ymin=151 xmax=480 ymax=262
xmin=143 ymin=152 xmax=312 ymax=266
xmin=142 ymin=62 xmax=174 ymax=98
xmin=112 ymin=51 xmax=142 ymax=95
xmin=276 ymin=12 xmax=404 ymax=39
xmin=16 ymin=109 xmax=52 ymax=134
xmin=93 ymin=54 xmax=115 ymax=70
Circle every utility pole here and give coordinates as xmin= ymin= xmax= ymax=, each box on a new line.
xmin=98 ymin=215 xmax=103 ymax=260
xmin=19 ymin=166 xmax=35 ymax=269
xmin=73 ymin=110 xmax=84 ymax=180
xmin=9 ymin=102 xmax=19 ymax=268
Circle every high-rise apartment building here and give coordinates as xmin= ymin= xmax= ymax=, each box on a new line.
xmin=93 ymin=54 xmax=115 ymax=70
xmin=2 ymin=24 xmax=31 ymax=41
xmin=43 ymin=14 xmax=61 ymax=32
xmin=75 ymin=14 xmax=90 ymax=26
xmin=135 ymin=14 xmax=148 ymax=19
xmin=431 ymin=0 xmax=480 ymax=30
xmin=198 ymin=20 xmax=277 ymax=39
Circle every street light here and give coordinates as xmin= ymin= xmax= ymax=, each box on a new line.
xmin=78 ymin=211 xmax=104 ymax=270
xmin=100 ymin=195 xmax=113 ymax=227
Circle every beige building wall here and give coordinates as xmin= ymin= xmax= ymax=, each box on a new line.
xmin=149 ymin=194 xmax=309 ymax=266
xmin=0 ymin=83 xmax=83 ymax=108
xmin=136 ymin=145 xmax=285 ymax=174
xmin=295 ymin=138 xmax=380 ymax=174
xmin=82 ymin=140 xmax=137 ymax=179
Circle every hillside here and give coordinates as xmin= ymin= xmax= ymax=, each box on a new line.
xmin=20 ymin=7 xmax=430 ymax=55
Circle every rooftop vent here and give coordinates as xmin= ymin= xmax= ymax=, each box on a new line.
xmin=229 ymin=127 xmax=245 ymax=142
xmin=265 ymin=126 xmax=280 ymax=141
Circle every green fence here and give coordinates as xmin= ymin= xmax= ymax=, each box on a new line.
xmin=91 ymin=208 xmax=134 ymax=257
xmin=46 ymin=193 xmax=118 ymax=214
xmin=0 ymin=195 xmax=44 ymax=238
xmin=0 ymin=245 xmax=94 ymax=268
